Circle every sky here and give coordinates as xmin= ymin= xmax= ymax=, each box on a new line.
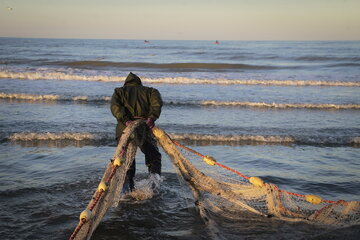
xmin=0 ymin=0 xmax=359 ymax=40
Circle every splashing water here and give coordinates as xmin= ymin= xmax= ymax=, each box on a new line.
xmin=130 ymin=174 xmax=164 ymax=201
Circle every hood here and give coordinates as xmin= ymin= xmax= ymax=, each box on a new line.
xmin=124 ymin=72 xmax=143 ymax=86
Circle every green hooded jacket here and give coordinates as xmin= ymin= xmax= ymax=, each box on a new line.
xmin=110 ymin=72 xmax=163 ymax=138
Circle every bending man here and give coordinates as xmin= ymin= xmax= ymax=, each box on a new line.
xmin=110 ymin=72 xmax=163 ymax=192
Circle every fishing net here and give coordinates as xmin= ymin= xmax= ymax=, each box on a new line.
xmin=152 ymin=127 xmax=360 ymax=227
xmin=70 ymin=123 xmax=360 ymax=240
xmin=70 ymin=120 xmax=141 ymax=240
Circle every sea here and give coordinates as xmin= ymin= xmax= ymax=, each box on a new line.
xmin=0 ymin=38 xmax=359 ymax=239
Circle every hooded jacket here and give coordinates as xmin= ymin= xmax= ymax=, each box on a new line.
xmin=111 ymin=72 xmax=163 ymax=137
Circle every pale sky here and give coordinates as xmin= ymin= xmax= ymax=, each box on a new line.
xmin=1 ymin=0 xmax=359 ymax=40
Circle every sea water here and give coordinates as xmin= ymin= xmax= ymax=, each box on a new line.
xmin=0 ymin=38 xmax=359 ymax=239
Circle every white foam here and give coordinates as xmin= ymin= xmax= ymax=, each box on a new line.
xmin=0 ymin=92 xmax=59 ymax=101
xmin=0 ymin=92 xmax=109 ymax=102
xmin=6 ymin=132 xmax=360 ymax=146
xmin=0 ymin=71 xmax=124 ymax=82
xmin=72 ymin=96 xmax=88 ymax=101
xmin=130 ymin=174 xmax=163 ymax=201
xmin=3 ymin=92 xmax=358 ymax=110
xmin=101 ymin=96 xmax=111 ymax=101
xmin=170 ymin=133 xmax=295 ymax=143
xmin=8 ymin=132 xmax=95 ymax=141
xmin=201 ymin=101 xmax=360 ymax=110
xmin=143 ymin=77 xmax=360 ymax=87
xmin=1 ymin=70 xmax=359 ymax=87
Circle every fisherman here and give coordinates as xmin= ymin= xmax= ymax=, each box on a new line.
xmin=110 ymin=72 xmax=163 ymax=193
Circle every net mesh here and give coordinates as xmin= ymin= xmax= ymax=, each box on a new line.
xmin=71 ymin=121 xmax=142 ymax=240
xmin=152 ymin=127 xmax=360 ymax=227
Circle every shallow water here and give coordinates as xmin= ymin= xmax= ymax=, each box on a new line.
xmin=0 ymin=38 xmax=359 ymax=239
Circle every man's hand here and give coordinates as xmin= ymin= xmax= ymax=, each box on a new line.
xmin=125 ymin=120 xmax=132 ymax=126
xmin=146 ymin=118 xmax=155 ymax=129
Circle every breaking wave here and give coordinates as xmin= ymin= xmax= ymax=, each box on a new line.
xmin=6 ymin=132 xmax=360 ymax=147
xmin=200 ymin=101 xmax=360 ymax=110
xmin=0 ymin=92 xmax=60 ymax=101
xmin=165 ymin=133 xmax=360 ymax=146
xmin=8 ymin=132 xmax=95 ymax=141
xmin=4 ymin=132 xmax=297 ymax=144
xmin=2 ymin=92 xmax=359 ymax=110
xmin=0 ymin=92 xmax=111 ymax=102
xmin=170 ymin=133 xmax=295 ymax=143
xmin=1 ymin=70 xmax=359 ymax=87
xmin=144 ymin=78 xmax=360 ymax=87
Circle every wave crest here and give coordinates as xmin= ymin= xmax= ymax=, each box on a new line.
xmin=8 ymin=132 xmax=95 ymax=141
xmin=2 ymin=92 xmax=359 ymax=110
xmin=170 ymin=133 xmax=360 ymax=146
xmin=0 ymin=92 xmax=110 ymax=103
xmin=201 ymin=101 xmax=360 ymax=110
xmin=5 ymin=132 xmax=360 ymax=147
xmin=0 ymin=92 xmax=60 ymax=101
xmin=170 ymin=133 xmax=295 ymax=143
xmin=1 ymin=70 xmax=359 ymax=87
